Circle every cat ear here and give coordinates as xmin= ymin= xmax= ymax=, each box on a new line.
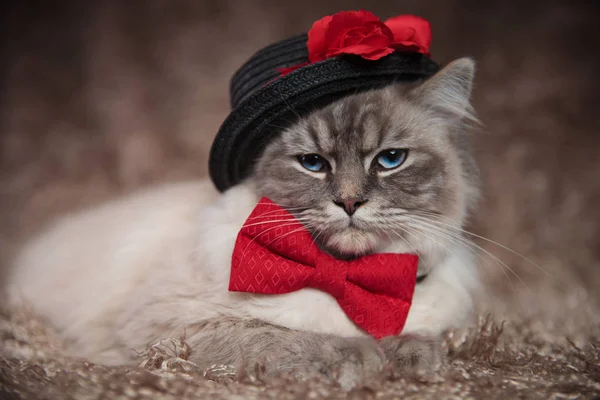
xmin=411 ymin=57 xmax=477 ymax=123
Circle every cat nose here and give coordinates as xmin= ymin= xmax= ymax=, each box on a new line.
xmin=333 ymin=197 xmax=368 ymax=216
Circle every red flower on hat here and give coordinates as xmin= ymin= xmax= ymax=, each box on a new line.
xmin=308 ymin=11 xmax=395 ymax=63
xmin=384 ymin=14 xmax=431 ymax=56
xmin=279 ymin=11 xmax=431 ymax=77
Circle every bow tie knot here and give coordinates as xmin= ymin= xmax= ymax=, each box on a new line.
xmin=229 ymin=197 xmax=419 ymax=338
xmin=310 ymin=255 xmax=348 ymax=298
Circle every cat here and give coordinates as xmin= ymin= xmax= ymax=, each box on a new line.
xmin=5 ymin=57 xmax=480 ymax=389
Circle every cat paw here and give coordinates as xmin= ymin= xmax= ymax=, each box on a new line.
xmin=309 ymin=336 xmax=386 ymax=390
xmin=379 ymin=333 xmax=443 ymax=371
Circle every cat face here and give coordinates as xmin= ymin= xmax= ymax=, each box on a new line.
xmin=253 ymin=58 xmax=479 ymax=263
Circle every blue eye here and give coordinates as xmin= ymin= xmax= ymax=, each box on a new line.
xmin=298 ymin=154 xmax=327 ymax=172
xmin=375 ymin=149 xmax=408 ymax=170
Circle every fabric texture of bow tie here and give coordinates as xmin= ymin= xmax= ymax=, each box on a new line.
xmin=229 ymin=197 xmax=419 ymax=339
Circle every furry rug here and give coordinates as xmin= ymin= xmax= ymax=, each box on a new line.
xmin=1 ymin=1 xmax=599 ymax=398
xmin=1 ymin=306 xmax=599 ymax=399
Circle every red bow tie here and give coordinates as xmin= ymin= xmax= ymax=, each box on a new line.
xmin=229 ymin=197 xmax=419 ymax=339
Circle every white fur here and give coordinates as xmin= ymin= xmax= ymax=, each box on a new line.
xmin=6 ymin=179 xmax=478 ymax=364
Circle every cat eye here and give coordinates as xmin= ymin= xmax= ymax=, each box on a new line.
xmin=374 ymin=149 xmax=408 ymax=171
xmin=298 ymin=154 xmax=329 ymax=172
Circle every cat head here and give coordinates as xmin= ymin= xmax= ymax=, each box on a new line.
xmin=252 ymin=58 xmax=479 ymax=265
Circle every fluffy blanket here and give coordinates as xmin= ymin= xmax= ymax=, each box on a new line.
xmin=1 ymin=306 xmax=599 ymax=399
xmin=1 ymin=1 xmax=599 ymax=399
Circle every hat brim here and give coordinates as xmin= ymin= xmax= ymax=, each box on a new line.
xmin=209 ymin=42 xmax=439 ymax=192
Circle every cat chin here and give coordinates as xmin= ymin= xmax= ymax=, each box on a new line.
xmin=324 ymin=229 xmax=379 ymax=258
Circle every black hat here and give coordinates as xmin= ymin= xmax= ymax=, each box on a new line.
xmin=209 ymin=11 xmax=439 ymax=192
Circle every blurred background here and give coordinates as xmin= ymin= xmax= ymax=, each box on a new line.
xmin=1 ymin=1 xmax=599 ymax=335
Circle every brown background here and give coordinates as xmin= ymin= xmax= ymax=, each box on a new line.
xmin=1 ymin=1 xmax=600 ymax=398
xmin=1 ymin=0 xmax=599 ymax=367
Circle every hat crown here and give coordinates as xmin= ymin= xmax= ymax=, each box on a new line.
xmin=230 ymin=34 xmax=309 ymax=108
xmin=210 ymin=22 xmax=439 ymax=192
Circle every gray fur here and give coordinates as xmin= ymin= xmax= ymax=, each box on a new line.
xmin=184 ymin=317 xmax=386 ymax=390
xmin=255 ymin=58 xmax=479 ymax=261
xmin=180 ymin=59 xmax=479 ymax=389
xmin=183 ymin=317 xmax=443 ymax=389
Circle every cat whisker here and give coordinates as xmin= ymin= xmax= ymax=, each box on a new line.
xmin=383 ymin=208 xmax=547 ymax=279
xmin=246 ymin=206 xmax=310 ymax=218
xmin=382 ymin=226 xmax=425 ymax=267
xmin=409 ymin=213 xmax=545 ymax=284
xmin=310 ymin=225 xmax=326 ymax=248
xmin=391 ymin=223 xmax=458 ymax=270
xmin=239 ymin=220 xmax=306 ymax=244
xmin=410 ymin=212 xmax=548 ymax=276
xmin=418 ymin=226 xmax=521 ymax=295
xmin=241 ymin=218 xmax=312 ymax=229
xmin=257 ymin=224 xmax=319 ymax=253
xmin=253 ymin=203 xmax=310 ymax=210
xmin=239 ymin=222 xmax=318 ymax=265
xmin=403 ymin=219 xmax=530 ymax=294
xmin=244 ymin=212 xmax=296 ymax=220
xmin=394 ymin=225 xmax=452 ymax=254
xmin=243 ymin=212 xmax=304 ymax=222
xmin=400 ymin=220 xmax=508 ymax=285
